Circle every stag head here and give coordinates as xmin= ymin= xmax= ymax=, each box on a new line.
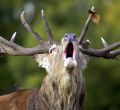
xmin=34 ymin=33 xmax=88 ymax=74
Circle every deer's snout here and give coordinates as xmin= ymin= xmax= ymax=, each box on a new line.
xmin=62 ymin=33 xmax=78 ymax=72
xmin=64 ymin=33 xmax=76 ymax=42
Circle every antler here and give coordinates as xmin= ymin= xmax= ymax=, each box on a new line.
xmin=81 ymin=39 xmax=120 ymax=59
xmin=79 ymin=6 xmax=95 ymax=44
xmin=21 ymin=11 xmax=44 ymax=42
xmin=41 ymin=10 xmax=56 ymax=44
xmin=79 ymin=6 xmax=100 ymax=44
xmin=78 ymin=6 xmax=120 ymax=59
xmin=0 ymin=10 xmax=56 ymax=56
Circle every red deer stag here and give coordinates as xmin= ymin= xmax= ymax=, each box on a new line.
xmin=0 ymin=6 xmax=120 ymax=110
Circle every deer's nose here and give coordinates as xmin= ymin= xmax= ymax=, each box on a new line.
xmin=68 ymin=36 xmax=74 ymax=42
xmin=64 ymin=33 xmax=76 ymax=42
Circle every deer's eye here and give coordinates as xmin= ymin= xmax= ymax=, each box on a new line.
xmin=49 ymin=47 xmax=57 ymax=53
xmin=63 ymin=36 xmax=67 ymax=41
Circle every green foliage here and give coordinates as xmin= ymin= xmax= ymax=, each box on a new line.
xmin=0 ymin=0 xmax=120 ymax=109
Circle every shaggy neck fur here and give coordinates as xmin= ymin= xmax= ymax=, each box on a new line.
xmin=27 ymin=55 xmax=85 ymax=110
xmin=27 ymin=71 xmax=85 ymax=110
xmin=27 ymin=46 xmax=87 ymax=110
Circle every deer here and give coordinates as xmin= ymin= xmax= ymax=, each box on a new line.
xmin=0 ymin=6 xmax=120 ymax=110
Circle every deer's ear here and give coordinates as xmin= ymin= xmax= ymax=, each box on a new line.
xmin=33 ymin=54 xmax=50 ymax=70
xmin=79 ymin=53 xmax=89 ymax=71
xmin=33 ymin=54 xmax=43 ymax=66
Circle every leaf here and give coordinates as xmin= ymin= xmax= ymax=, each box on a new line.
xmin=91 ymin=12 xmax=100 ymax=26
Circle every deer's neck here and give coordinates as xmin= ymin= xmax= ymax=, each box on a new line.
xmin=27 ymin=70 xmax=85 ymax=110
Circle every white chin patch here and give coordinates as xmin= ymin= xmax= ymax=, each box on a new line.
xmin=64 ymin=57 xmax=77 ymax=70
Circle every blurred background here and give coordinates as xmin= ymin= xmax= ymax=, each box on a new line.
xmin=0 ymin=0 xmax=120 ymax=109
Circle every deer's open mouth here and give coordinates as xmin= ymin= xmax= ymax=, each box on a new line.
xmin=62 ymin=42 xmax=76 ymax=60
xmin=66 ymin=42 xmax=73 ymax=58
xmin=62 ymin=42 xmax=77 ymax=71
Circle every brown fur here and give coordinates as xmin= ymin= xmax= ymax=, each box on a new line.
xmin=0 ymin=89 xmax=35 ymax=110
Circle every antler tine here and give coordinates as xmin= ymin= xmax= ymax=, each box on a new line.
xmin=79 ymin=6 xmax=95 ymax=44
xmin=41 ymin=10 xmax=56 ymax=44
xmin=10 ymin=32 xmax=17 ymax=42
xmin=81 ymin=40 xmax=120 ymax=59
xmin=21 ymin=11 xmax=44 ymax=43
xmin=101 ymin=37 xmax=108 ymax=48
